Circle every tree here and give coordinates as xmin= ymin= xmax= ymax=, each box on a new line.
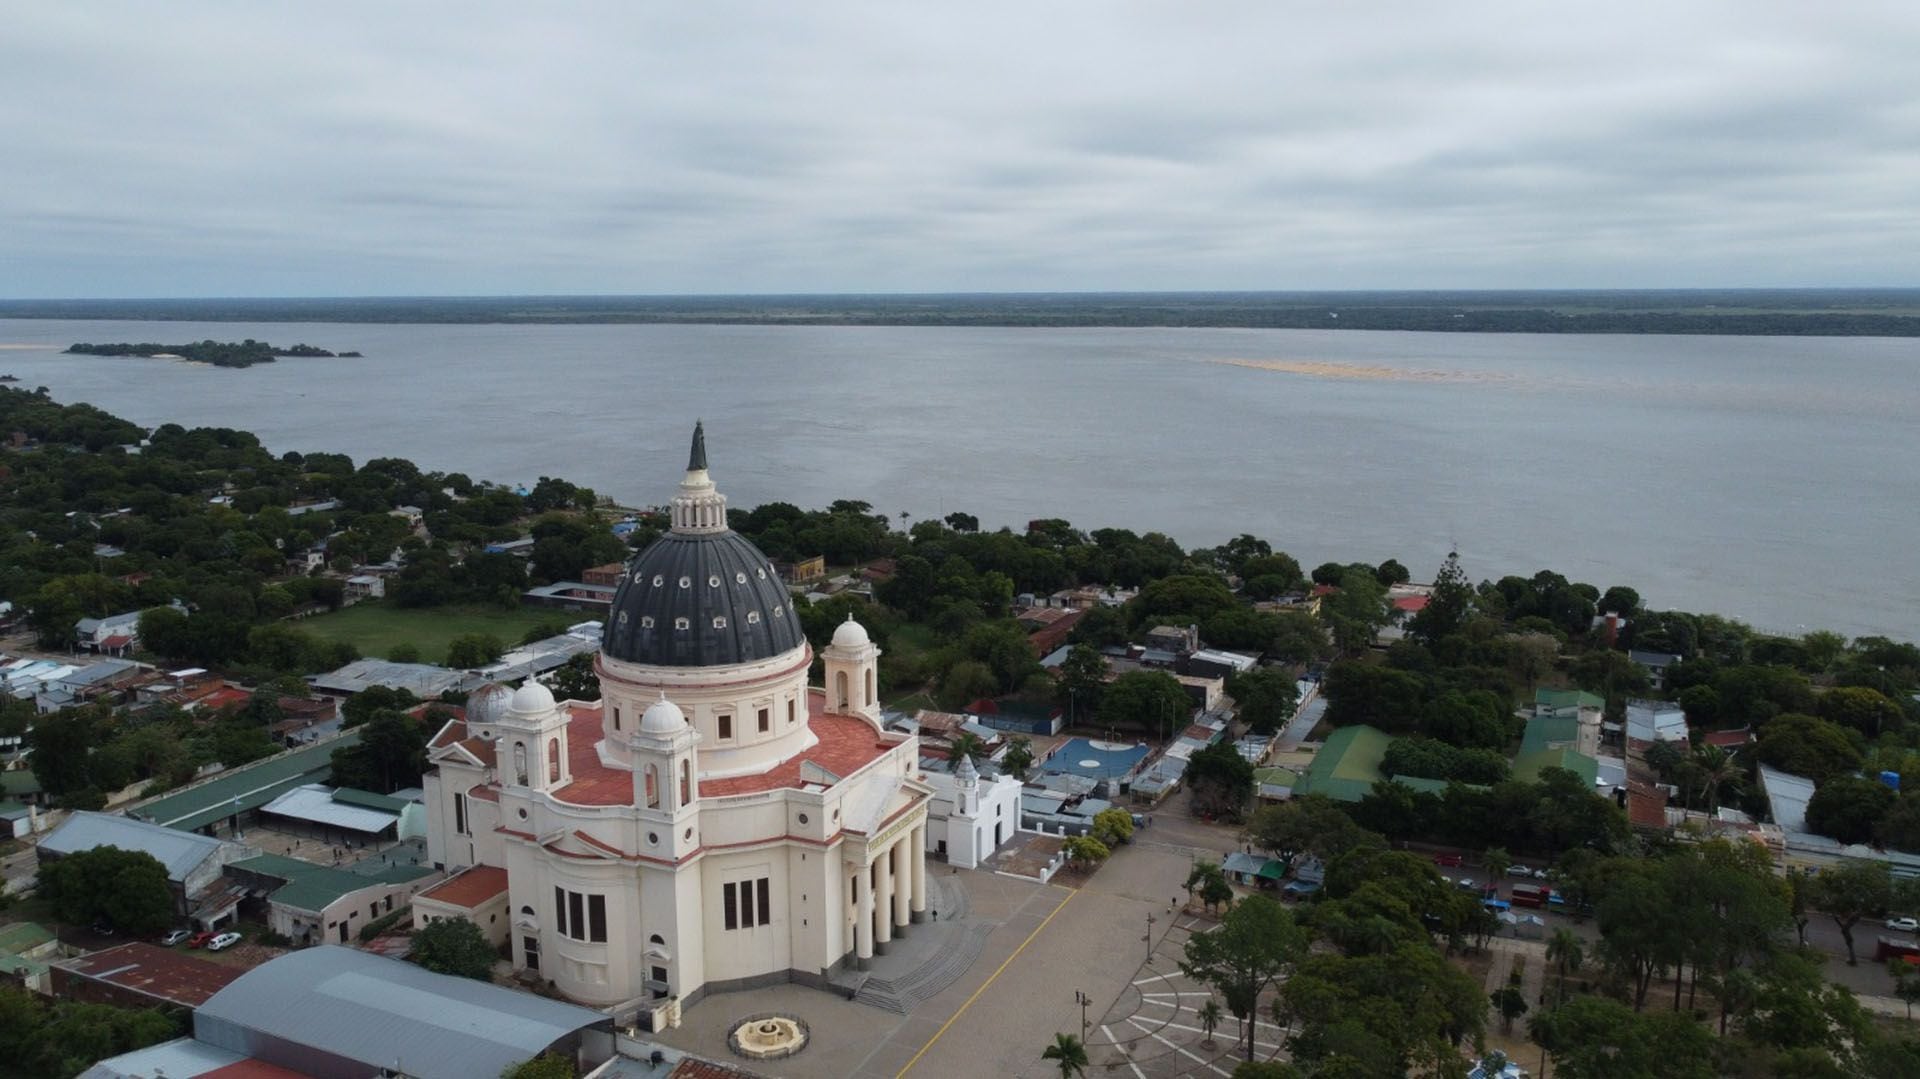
xmin=1754 ymin=714 xmax=1864 ymax=782
xmin=1040 ymin=1032 xmax=1089 ymax=1079
xmin=1248 ymin=796 xmax=1381 ymax=863
xmin=1482 ymin=846 xmax=1512 ymax=882
xmin=1198 ymin=997 xmax=1223 ymax=1047
xmin=1097 ymin=670 xmax=1189 ymax=738
xmin=446 ymin=632 xmax=506 ymax=669
xmin=0 ymin=986 xmax=182 ymax=1079
xmin=1186 ymin=740 xmax=1255 ymax=822
xmin=1091 ymin=807 xmax=1135 ymax=847
xmin=1186 ymin=860 xmax=1227 ymax=909
xmin=410 ymin=917 xmax=497 ymax=980
xmin=1319 ymin=569 xmax=1389 ymax=655
xmin=329 ymin=708 xmax=428 ymax=794
xmin=1893 ymin=960 xmax=1920 ymax=1021
xmin=1806 ymin=776 xmax=1896 ymax=845
xmin=503 ymin=1053 xmax=576 ymax=1079
xmin=1002 ymin=736 xmax=1034 ymax=780
xmin=1819 ymin=686 xmax=1904 ymax=737
xmin=1810 ymin=860 xmax=1894 ymax=965
xmin=1227 ymin=667 xmax=1298 ymax=736
xmin=1062 ymin=835 xmax=1110 ymax=869
xmin=1181 ymin=895 xmax=1310 ymax=1061
xmin=1491 ymin=979 xmax=1529 ymax=1034
xmin=541 ymin=652 xmax=600 ymax=702
xmin=947 ymin=731 xmax=989 ymax=768
xmin=1547 ymin=927 xmax=1584 ymax=1005
xmin=36 ymin=846 xmax=175 ymax=935
xmin=1691 ymin=745 xmax=1738 ymax=816
xmin=1408 ymin=551 xmax=1472 ymax=644
xmin=1530 ymin=996 xmax=1716 ymax=1079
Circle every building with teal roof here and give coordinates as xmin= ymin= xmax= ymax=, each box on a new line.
xmin=227 ymin=852 xmax=439 ymax=947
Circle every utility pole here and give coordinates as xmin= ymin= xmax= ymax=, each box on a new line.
xmin=1144 ymin=912 xmax=1157 ymax=963
xmin=1075 ymin=989 xmax=1092 ymax=1040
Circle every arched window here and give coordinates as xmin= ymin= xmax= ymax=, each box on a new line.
xmin=865 ymin=668 xmax=875 ymax=707
xmin=512 ymin=742 xmax=528 ymax=785
xmin=644 ymin=764 xmax=659 ymax=809
xmin=547 ymin=738 xmax=560 ymax=783
xmin=835 ymin=670 xmax=849 ymax=712
xmin=680 ymin=759 xmax=692 ymax=805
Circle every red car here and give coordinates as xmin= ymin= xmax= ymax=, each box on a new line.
xmin=186 ymin=931 xmax=217 ymax=949
xmin=1432 ymin=852 xmax=1463 ymax=867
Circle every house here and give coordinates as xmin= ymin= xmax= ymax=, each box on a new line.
xmin=225 ymin=853 xmax=439 ymax=946
xmin=772 ymin=555 xmax=827 ymax=583
xmin=1629 ymin=649 xmax=1685 ymax=689
xmin=411 ymin=865 xmax=512 ymax=945
xmin=1186 ymin=648 xmax=1258 ymax=681
xmin=342 ymin=574 xmax=386 ymax=603
xmin=0 ymin=922 xmax=62 ymax=993
xmin=38 ymin=812 xmax=257 ymax=920
xmin=73 ymin=610 xmax=145 ymax=656
xmin=1145 ymin=624 xmax=1200 ymax=656
xmin=84 ymin=946 xmax=616 ymax=1079
xmin=582 ymin=561 xmax=628 ymax=587
xmin=1222 ymin=851 xmax=1284 ymax=888
xmin=389 ymin=505 xmax=425 ymax=529
xmin=1625 ymin=699 xmax=1688 ymax=745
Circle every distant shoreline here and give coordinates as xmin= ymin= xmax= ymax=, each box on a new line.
xmin=64 ymin=340 xmax=362 ymax=367
xmin=5 ymin=289 xmax=1920 ymax=336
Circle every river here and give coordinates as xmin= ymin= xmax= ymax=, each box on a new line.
xmin=1 ymin=319 xmax=1914 ymax=640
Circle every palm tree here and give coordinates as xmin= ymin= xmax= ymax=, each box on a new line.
xmin=1692 ymin=745 xmax=1737 ymax=817
xmin=948 ymin=731 xmax=987 ymax=767
xmin=1041 ymin=1032 xmax=1089 ymax=1078
xmin=1198 ymin=998 xmax=1223 ymax=1048
xmin=1546 ymin=927 xmax=1584 ymax=1005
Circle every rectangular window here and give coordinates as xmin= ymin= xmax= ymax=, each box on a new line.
xmin=454 ymin=792 xmax=467 ymax=836
xmin=741 ymin=879 xmax=756 ymax=927
xmin=568 ymin=892 xmax=585 ymax=942
xmin=555 ymin=886 xmax=567 ymax=937
xmin=787 ymin=699 xmax=796 ymax=725
xmin=756 ymin=878 xmax=771 ymax=926
xmin=723 ymin=877 xmax=772 ymax=931
xmin=723 ymin=882 xmax=738 ymax=930
xmin=717 ymin=713 xmax=733 ymax=740
xmin=757 ymin=707 xmax=769 ymax=733
xmin=588 ymin=895 xmax=607 ymax=943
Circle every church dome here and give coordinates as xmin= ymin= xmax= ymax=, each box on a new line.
xmin=600 ymin=423 xmax=806 ymax=669
xmin=639 ymin=694 xmax=688 ymax=734
xmin=830 ymin=616 xmax=871 ymax=650
xmin=466 ymin=682 xmax=513 ymax=728
xmin=509 ymin=681 xmax=556 ymax=715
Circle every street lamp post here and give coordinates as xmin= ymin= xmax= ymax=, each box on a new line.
xmin=1075 ymin=989 xmax=1092 ymax=1040
xmin=1144 ymin=912 xmax=1157 ymax=963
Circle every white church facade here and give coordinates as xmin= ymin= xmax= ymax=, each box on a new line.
xmin=422 ymin=425 xmax=933 ymax=1008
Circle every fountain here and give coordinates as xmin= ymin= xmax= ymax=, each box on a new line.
xmin=727 ymin=1013 xmax=810 ymax=1060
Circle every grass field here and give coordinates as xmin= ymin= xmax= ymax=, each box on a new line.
xmin=299 ymin=602 xmax=573 ymax=664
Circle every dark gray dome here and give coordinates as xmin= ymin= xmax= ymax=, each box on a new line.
xmin=601 ymin=531 xmax=805 ymax=667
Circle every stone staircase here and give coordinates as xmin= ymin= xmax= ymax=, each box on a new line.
xmin=855 ymin=922 xmax=994 ymax=1015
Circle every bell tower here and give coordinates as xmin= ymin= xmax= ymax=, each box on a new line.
xmin=630 ymin=694 xmax=702 ymax=859
xmin=495 ymin=682 xmax=571 ymax=792
xmin=820 ymin=615 xmax=881 ymax=723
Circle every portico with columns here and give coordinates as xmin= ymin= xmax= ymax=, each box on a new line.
xmin=848 ymin=817 xmax=931 ymax=967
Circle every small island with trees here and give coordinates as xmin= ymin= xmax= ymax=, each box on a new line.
xmin=64 ymin=339 xmax=362 ymax=367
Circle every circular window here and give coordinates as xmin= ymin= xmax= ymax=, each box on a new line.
xmin=797 ymin=812 xmax=809 ymax=825
xmin=518 ymin=808 xmax=528 ymax=820
xmin=708 ymin=575 xmax=721 ymax=588
xmin=757 ymin=568 xmax=767 ymax=579
xmin=647 ymin=832 xmax=659 ymax=846
xmin=652 ymin=575 xmax=664 ymax=587
xmin=640 ymin=615 xmax=654 ymax=629
xmin=678 ymin=576 xmax=691 ymax=589
xmin=832 ymin=809 xmax=840 ymax=821
xmin=735 ymin=572 xmax=748 ymax=584
xmin=618 ymin=611 xmax=629 ymax=624
xmin=684 ymin=827 xmax=694 ymax=840
xmin=773 ymin=606 xmax=784 ymax=618
xmin=747 ymin=611 xmax=761 ymax=625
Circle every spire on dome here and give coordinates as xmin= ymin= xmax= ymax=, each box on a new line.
xmin=687 ymin=420 xmax=708 ymax=472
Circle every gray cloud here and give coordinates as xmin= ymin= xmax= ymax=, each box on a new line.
xmin=1 ymin=1 xmax=1916 ymax=295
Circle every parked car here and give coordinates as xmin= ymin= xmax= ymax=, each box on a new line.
xmin=207 ymin=932 xmax=243 ymax=951
xmin=187 ymin=931 xmax=217 ymax=949
xmin=1887 ymin=916 xmax=1919 ymax=933
xmin=160 ymin=929 xmax=192 ymax=946
xmin=1455 ymin=877 xmax=1480 ymax=892
xmin=1508 ymin=864 xmax=1537 ymax=879
xmin=1432 ymin=852 xmax=1464 ymax=867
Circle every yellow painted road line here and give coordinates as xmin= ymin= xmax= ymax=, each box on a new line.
xmin=895 ymin=888 xmax=1078 ymax=1078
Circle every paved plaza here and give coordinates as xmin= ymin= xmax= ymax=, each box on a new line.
xmin=649 ymin=834 xmax=1290 ymax=1078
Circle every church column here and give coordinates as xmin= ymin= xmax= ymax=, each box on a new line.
xmin=874 ymin=851 xmax=894 ymax=952
xmin=891 ymin=839 xmax=911 ymax=931
xmin=854 ymin=864 xmax=873 ymax=967
xmin=910 ymin=823 xmax=929 ymax=922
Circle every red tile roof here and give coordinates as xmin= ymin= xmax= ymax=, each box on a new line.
xmin=57 ymin=941 xmax=241 ymax=1007
xmin=99 ymin=634 xmax=134 ymax=649
xmin=197 ymin=687 xmax=254 ymax=711
xmin=1392 ymin=595 xmax=1430 ymax=612
xmin=671 ymin=1058 xmax=766 ymax=1079
xmin=418 ymin=865 xmax=509 ymax=909
xmin=1701 ymin=728 xmax=1753 ymax=748
xmin=552 ymin=691 xmax=896 ymax=805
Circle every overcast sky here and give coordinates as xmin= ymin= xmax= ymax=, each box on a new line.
xmin=3 ymin=2 xmax=1917 ymax=297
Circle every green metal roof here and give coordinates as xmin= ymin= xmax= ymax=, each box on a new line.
xmin=0 ymin=771 xmax=41 ymax=797
xmin=1534 ymin=688 xmax=1604 ymax=712
xmin=132 ymin=732 xmax=361 ymax=833
xmin=1520 ymin=714 xmax=1581 ymax=755
xmin=0 ymin=922 xmax=55 ymax=954
xmin=331 ymin=787 xmax=406 ymax=814
xmin=233 ymin=853 xmax=385 ymax=913
xmin=0 ymin=954 xmax=49 ymax=977
xmin=1513 ymin=747 xmax=1600 ymax=787
xmin=1294 ymin=725 xmax=1392 ymax=803
xmin=0 ymin=800 xmax=30 ymax=818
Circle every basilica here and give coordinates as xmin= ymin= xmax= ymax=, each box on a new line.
xmin=421 ymin=425 xmax=932 ymax=1009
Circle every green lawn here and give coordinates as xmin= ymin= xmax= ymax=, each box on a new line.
xmin=299 ymin=602 xmax=573 ymax=664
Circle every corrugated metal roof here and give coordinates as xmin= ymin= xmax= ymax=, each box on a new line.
xmin=131 ymin=734 xmax=360 ymax=832
xmin=40 ymin=811 xmax=230 ymax=882
xmin=261 ymin=784 xmax=398 ymax=833
xmin=195 ymin=946 xmax=611 ymax=1079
